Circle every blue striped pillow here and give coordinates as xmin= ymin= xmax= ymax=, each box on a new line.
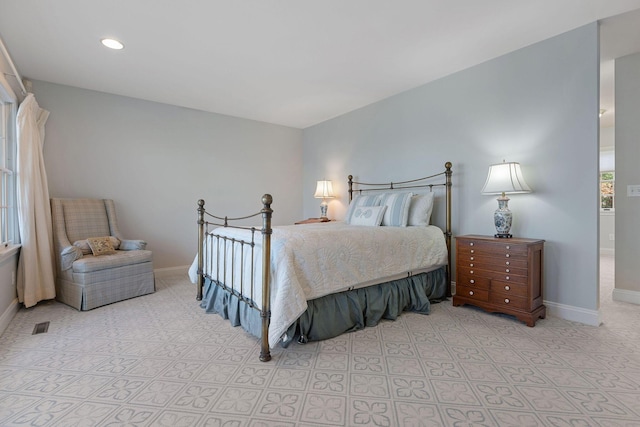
xmin=379 ymin=192 xmax=413 ymax=227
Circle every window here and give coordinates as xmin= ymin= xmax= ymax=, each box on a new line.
xmin=600 ymin=171 xmax=614 ymax=212
xmin=0 ymin=96 xmax=17 ymax=247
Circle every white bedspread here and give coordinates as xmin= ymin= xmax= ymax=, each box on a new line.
xmin=188 ymin=222 xmax=448 ymax=347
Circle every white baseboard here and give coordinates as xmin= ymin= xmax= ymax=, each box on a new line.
xmin=612 ymin=288 xmax=640 ymax=305
xmin=543 ymin=300 xmax=601 ymax=326
xmin=154 ymin=265 xmax=189 ymax=278
xmin=0 ymin=297 xmax=19 ymax=336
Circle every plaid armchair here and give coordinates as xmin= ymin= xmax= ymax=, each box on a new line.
xmin=51 ymin=198 xmax=155 ymax=310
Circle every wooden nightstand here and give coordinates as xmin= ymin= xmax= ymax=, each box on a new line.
xmin=294 ymin=218 xmax=332 ymax=225
xmin=453 ymin=234 xmax=546 ymax=327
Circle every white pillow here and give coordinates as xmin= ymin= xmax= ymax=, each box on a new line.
xmin=379 ymin=192 xmax=413 ymax=227
xmin=345 ymin=194 xmax=381 ymax=224
xmin=407 ymin=192 xmax=435 ymax=226
xmin=349 ymin=205 xmax=387 ymax=226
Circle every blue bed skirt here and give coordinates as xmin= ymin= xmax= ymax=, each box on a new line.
xmin=200 ymin=266 xmax=448 ymax=347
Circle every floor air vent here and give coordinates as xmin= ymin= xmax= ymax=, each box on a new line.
xmin=32 ymin=321 xmax=50 ymax=335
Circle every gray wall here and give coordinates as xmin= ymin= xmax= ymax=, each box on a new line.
xmin=34 ymin=81 xmax=303 ymax=269
xmin=303 ymin=24 xmax=601 ymax=317
xmin=614 ymin=52 xmax=640 ymax=298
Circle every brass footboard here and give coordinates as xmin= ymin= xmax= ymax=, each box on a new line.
xmin=196 ymin=195 xmax=273 ymax=362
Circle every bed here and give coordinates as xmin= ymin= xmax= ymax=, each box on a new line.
xmin=189 ymin=162 xmax=453 ymax=361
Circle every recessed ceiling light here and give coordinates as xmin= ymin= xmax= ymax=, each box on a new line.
xmin=101 ymin=38 xmax=124 ymax=50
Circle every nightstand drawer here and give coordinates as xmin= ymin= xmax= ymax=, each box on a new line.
xmin=456 ymin=274 xmax=490 ymax=290
xmin=490 ymin=281 xmax=527 ymax=297
xmin=492 ymin=272 xmax=528 ymax=285
xmin=457 ymin=253 xmax=528 ymax=269
xmin=489 ymin=293 xmax=528 ymax=310
xmin=493 ymin=265 xmax=528 ymax=277
xmin=456 ymin=286 xmax=489 ymax=302
xmin=457 ymin=266 xmax=528 ymax=284
xmin=458 ymin=238 xmax=528 ymax=252
xmin=458 ymin=263 xmax=528 ymax=278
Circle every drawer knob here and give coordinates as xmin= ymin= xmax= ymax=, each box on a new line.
xmin=470 ymin=257 xmax=474 ymax=261
xmin=505 ymin=254 xmax=510 ymax=258
xmin=506 ymin=269 xmax=510 ymax=273
xmin=504 ymin=298 xmax=510 ymax=304
xmin=469 ymin=290 xmax=474 ymax=296
xmin=470 ymin=242 xmax=474 ymax=246
xmin=470 ymin=263 xmax=474 ymax=267
xmin=470 ymin=250 xmax=475 ymax=254
xmin=469 ymin=279 xmax=475 ymax=284
xmin=470 ymin=270 xmax=474 ymax=274
xmin=505 ymin=276 xmax=510 ymax=280
xmin=505 ymin=285 xmax=510 ymax=291
xmin=505 ymin=261 xmax=510 ymax=266
xmin=506 ymin=245 xmax=510 ymax=250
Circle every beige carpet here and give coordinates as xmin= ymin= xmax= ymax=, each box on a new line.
xmin=0 ymin=254 xmax=639 ymax=426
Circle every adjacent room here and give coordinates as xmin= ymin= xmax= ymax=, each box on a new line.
xmin=1 ymin=1 xmax=639 ymax=426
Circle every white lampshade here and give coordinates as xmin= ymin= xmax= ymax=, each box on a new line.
xmin=314 ymin=180 xmax=335 ymax=199
xmin=481 ymin=162 xmax=532 ymax=195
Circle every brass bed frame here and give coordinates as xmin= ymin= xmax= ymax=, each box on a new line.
xmin=196 ymin=162 xmax=452 ymax=362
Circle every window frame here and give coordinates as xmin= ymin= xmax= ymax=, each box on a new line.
xmin=0 ymin=82 xmax=18 ymax=249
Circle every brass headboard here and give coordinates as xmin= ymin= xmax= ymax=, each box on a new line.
xmin=347 ymin=162 xmax=453 ymax=296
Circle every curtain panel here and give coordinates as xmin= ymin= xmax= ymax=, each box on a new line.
xmin=16 ymin=93 xmax=55 ymax=307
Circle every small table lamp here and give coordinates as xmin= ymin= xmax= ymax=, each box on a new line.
xmin=481 ymin=161 xmax=531 ymax=238
xmin=314 ymin=180 xmax=335 ymax=220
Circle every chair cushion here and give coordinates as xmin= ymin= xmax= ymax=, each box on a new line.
xmin=72 ymin=250 xmax=153 ymax=273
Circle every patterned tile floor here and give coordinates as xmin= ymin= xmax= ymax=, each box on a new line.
xmin=0 ymin=254 xmax=639 ymax=426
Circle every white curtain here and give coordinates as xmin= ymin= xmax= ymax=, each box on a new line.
xmin=16 ymin=93 xmax=55 ymax=308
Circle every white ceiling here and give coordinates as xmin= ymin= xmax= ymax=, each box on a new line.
xmin=1 ymin=0 xmax=640 ymax=129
